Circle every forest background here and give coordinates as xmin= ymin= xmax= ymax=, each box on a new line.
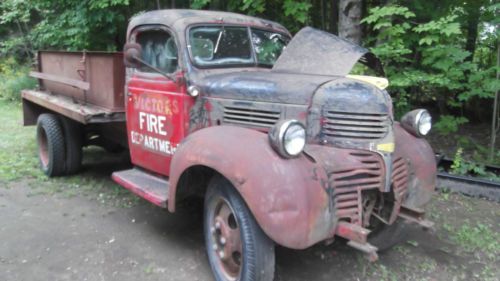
xmin=0 ymin=0 xmax=498 ymax=170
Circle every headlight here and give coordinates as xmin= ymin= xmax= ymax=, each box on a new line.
xmin=269 ymin=120 xmax=306 ymax=158
xmin=401 ymin=109 xmax=432 ymax=137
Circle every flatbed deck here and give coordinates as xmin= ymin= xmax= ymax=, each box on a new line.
xmin=22 ymin=89 xmax=125 ymax=125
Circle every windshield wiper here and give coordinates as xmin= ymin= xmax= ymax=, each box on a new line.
xmin=214 ymin=27 xmax=225 ymax=54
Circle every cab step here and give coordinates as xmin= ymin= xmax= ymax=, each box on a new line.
xmin=112 ymin=168 xmax=169 ymax=208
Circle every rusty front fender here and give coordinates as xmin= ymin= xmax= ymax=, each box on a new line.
xmin=168 ymin=126 xmax=332 ymax=249
xmin=394 ymin=123 xmax=437 ymax=209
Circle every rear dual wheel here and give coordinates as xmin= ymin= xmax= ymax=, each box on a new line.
xmin=60 ymin=117 xmax=83 ymax=174
xmin=204 ymin=177 xmax=275 ymax=281
xmin=36 ymin=114 xmax=82 ymax=177
xmin=37 ymin=114 xmax=66 ymax=177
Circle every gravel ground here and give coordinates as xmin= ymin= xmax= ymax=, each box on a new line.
xmin=0 ymin=169 xmax=498 ymax=281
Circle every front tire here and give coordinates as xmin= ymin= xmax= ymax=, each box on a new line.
xmin=36 ymin=114 xmax=66 ymax=177
xmin=368 ymin=221 xmax=406 ymax=251
xmin=204 ymin=176 xmax=275 ymax=281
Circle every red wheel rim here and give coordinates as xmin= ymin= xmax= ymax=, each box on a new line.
xmin=38 ymin=128 xmax=49 ymax=168
xmin=210 ymin=198 xmax=242 ymax=280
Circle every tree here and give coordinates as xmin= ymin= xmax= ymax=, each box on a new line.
xmin=338 ymin=0 xmax=362 ymax=44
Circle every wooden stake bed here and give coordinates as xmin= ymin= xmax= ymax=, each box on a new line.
xmin=22 ymin=89 xmax=125 ymax=125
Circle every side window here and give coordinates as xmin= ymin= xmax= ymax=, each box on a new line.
xmin=251 ymin=29 xmax=289 ymax=66
xmin=136 ymin=30 xmax=178 ymax=73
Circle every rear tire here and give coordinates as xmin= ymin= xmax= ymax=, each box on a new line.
xmin=36 ymin=114 xmax=66 ymax=177
xmin=204 ymin=176 xmax=275 ymax=281
xmin=60 ymin=117 xmax=82 ymax=174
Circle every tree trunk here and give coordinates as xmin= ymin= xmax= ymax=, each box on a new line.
xmin=464 ymin=0 xmax=481 ymax=62
xmin=331 ymin=0 xmax=339 ymax=34
xmin=489 ymin=41 xmax=500 ymax=162
xmin=338 ymin=0 xmax=362 ymax=44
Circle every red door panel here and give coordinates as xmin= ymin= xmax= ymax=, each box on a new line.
xmin=126 ymin=74 xmax=190 ymax=176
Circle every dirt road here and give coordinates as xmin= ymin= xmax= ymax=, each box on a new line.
xmin=1 ymin=163 xmax=499 ymax=281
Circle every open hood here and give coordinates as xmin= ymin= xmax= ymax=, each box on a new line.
xmin=272 ymin=27 xmax=384 ymax=77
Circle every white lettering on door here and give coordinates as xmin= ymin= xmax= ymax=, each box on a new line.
xmin=138 ymin=111 xmax=167 ymax=136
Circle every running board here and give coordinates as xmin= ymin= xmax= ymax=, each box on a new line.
xmin=112 ymin=168 xmax=169 ymax=208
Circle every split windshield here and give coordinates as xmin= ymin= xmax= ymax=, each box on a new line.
xmin=188 ymin=26 xmax=290 ymax=68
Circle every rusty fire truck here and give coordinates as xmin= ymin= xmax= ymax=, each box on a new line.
xmin=22 ymin=9 xmax=436 ymax=281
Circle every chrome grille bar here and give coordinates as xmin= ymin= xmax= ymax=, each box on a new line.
xmin=223 ymin=106 xmax=280 ymax=128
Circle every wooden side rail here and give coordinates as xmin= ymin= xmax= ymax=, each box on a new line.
xmin=30 ymin=71 xmax=90 ymax=91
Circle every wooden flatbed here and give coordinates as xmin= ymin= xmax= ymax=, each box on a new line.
xmin=22 ymin=90 xmax=125 ymax=125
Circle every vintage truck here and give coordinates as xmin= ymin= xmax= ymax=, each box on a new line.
xmin=21 ymin=9 xmax=436 ymax=281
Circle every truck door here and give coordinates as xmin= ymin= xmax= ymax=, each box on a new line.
xmin=126 ymin=27 xmax=187 ymax=176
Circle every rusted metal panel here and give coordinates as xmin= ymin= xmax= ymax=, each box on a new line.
xmin=167 ymin=122 xmax=435 ymax=250
xmin=167 ymin=121 xmax=436 ymax=249
xmin=273 ymin=27 xmax=384 ymax=76
xmin=22 ymin=90 xmax=125 ymax=124
xmin=127 ymin=9 xmax=289 ymax=44
xmin=398 ymin=205 xmax=434 ymax=229
xmin=393 ymin=123 xmax=437 ymax=209
xmin=38 ymin=51 xmax=125 ymax=112
xmin=112 ymin=168 xmax=169 ymax=208
xmin=29 ymin=71 xmax=90 ymax=90
xmin=169 ymin=126 xmax=332 ymax=249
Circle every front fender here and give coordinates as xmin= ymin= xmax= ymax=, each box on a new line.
xmin=394 ymin=123 xmax=437 ymax=208
xmin=168 ymin=126 xmax=331 ymax=249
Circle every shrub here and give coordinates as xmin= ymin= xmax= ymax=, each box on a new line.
xmin=433 ymin=115 xmax=468 ymax=135
xmin=0 ymin=57 xmax=36 ymax=102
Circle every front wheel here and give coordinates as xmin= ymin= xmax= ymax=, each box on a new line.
xmin=368 ymin=221 xmax=406 ymax=251
xmin=204 ymin=176 xmax=275 ymax=281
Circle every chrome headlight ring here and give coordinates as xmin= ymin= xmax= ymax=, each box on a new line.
xmin=401 ymin=109 xmax=432 ymax=137
xmin=268 ymin=119 xmax=306 ymax=158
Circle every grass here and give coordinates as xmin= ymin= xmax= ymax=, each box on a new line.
xmin=435 ymin=190 xmax=499 ymax=260
xmin=0 ymin=100 xmax=140 ymax=208
xmin=452 ymin=221 xmax=499 ymax=259
xmin=0 ymin=100 xmax=42 ymax=183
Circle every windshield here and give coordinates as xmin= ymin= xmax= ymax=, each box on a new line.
xmin=188 ymin=25 xmax=290 ymax=68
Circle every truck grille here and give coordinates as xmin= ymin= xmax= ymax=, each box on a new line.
xmin=323 ymin=111 xmax=390 ymax=140
xmin=331 ymin=152 xmax=384 ymax=225
xmin=392 ymin=157 xmax=409 ymax=201
xmin=388 ymin=157 xmax=410 ymax=223
xmin=223 ymin=106 xmax=280 ymax=128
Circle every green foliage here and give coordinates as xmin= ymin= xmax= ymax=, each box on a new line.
xmin=434 ymin=115 xmax=468 ymax=135
xmin=451 ymin=147 xmax=500 ymax=180
xmin=31 ymin=0 xmax=130 ymax=51
xmin=460 ymin=65 xmax=500 ymax=101
xmin=0 ymin=57 xmax=36 ymax=102
xmin=452 ymin=221 xmax=500 ymax=259
xmin=283 ymin=0 xmax=312 ymax=24
xmin=362 ymin=4 xmax=497 ymax=125
xmin=0 ymin=0 xmax=131 ymax=54
xmin=241 ymin=0 xmax=266 ymax=15
xmin=190 ymin=0 xmax=211 ymax=9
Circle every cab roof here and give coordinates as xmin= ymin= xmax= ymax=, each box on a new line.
xmin=128 ymin=9 xmax=289 ymax=36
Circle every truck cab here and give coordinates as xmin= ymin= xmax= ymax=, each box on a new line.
xmin=23 ymin=9 xmax=437 ymax=281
